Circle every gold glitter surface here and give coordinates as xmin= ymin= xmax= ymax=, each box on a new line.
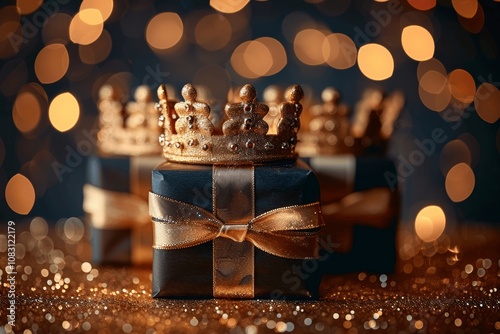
xmin=0 ymin=220 xmax=498 ymax=333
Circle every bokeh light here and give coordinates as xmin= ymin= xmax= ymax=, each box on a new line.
xmin=0 ymin=6 xmax=20 ymax=38
xmin=34 ymin=43 xmax=69 ymax=84
xmin=357 ymin=43 xmax=394 ymax=81
xmin=49 ymin=92 xmax=80 ymax=132
xmin=13 ymin=92 xmax=42 ymax=133
xmin=457 ymin=3 xmax=484 ymax=33
xmin=64 ymin=217 xmax=85 ymax=243
xmin=418 ymin=70 xmax=451 ymax=112
xmin=80 ymin=0 xmax=114 ymax=22
xmin=146 ymin=12 xmax=183 ymax=50
xmin=448 ymin=69 xmax=476 ymax=104
xmin=30 ymin=216 xmax=48 ymax=239
xmin=445 ymin=163 xmax=475 ymax=202
xmin=210 ymin=0 xmax=250 ymax=13
xmin=452 ymin=0 xmax=478 ymax=19
xmin=294 ymin=29 xmax=327 ymax=66
xmin=440 ymin=140 xmax=472 ymax=175
xmin=243 ymin=41 xmax=273 ymax=77
xmin=474 ymin=83 xmax=500 ymax=124
xmin=322 ymin=33 xmax=357 ymax=69
xmin=231 ymin=41 xmax=256 ymax=79
xmin=407 ymin=0 xmax=436 ymax=11
xmin=13 ymin=83 xmax=47 ymax=134
xmin=255 ymin=37 xmax=287 ymax=76
xmin=79 ymin=29 xmax=112 ymax=64
xmin=417 ymin=58 xmax=446 ymax=80
xmin=313 ymin=0 xmax=351 ymax=16
xmin=42 ymin=13 xmax=72 ymax=45
xmin=5 ymin=173 xmax=36 ymax=215
xmin=69 ymin=9 xmax=104 ymax=45
xmin=0 ymin=6 xmax=21 ymax=59
xmin=415 ymin=205 xmax=446 ymax=243
xmin=401 ymin=25 xmax=434 ymax=61
xmin=16 ymin=0 xmax=43 ymax=14
xmin=195 ymin=14 xmax=231 ymax=51
xmin=231 ymin=38 xmax=286 ymax=79
xmin=419 ymin=70 xmax=447 ymax=95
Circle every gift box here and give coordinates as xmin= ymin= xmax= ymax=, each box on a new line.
xmin=150 ymin=159 xmax=323 ymax=299
xmin=84 ymin=154 xmax=163 ymax=266
xmin=307 ymin=155 xmax=399 ymax=274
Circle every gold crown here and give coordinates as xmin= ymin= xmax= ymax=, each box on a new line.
xmin=97 ymin=85 xmax=176 ymax=156
xmin=156 ymin=83 xmax=304 ymax=164
xmin=297 ymin=87 xmax=405 ymax=157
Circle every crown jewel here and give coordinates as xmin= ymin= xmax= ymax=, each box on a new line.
xmin=157 ymin=83 xmax=304 ymax=164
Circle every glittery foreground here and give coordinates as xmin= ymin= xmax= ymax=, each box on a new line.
xmin=0 ymin=219 xmax=498 ymax=333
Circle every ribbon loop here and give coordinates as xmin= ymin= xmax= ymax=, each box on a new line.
xmin=218 ymin=224 xmax=248 ymax=242
xmin=149 ymin=191 xmax=324 ymax=259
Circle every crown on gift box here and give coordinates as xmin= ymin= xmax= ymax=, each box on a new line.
xmin=297 ymin=87 xmax=405 ymax=157
xmin=97 ymin=85 xmax=177 ymax=156
xmin=156 ymin=83 xmax=304 ymax=164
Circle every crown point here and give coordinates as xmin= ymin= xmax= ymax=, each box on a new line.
xmin=182 ymin=84 xmax=197 ymax=102
xmin=135 ymin=85 xmax=152 ymax=102
xmin=286 ymin=84 xmax=304 ymax=104
xmin=321 ymin=87 xmax=340 ymax=103
xmin=99 ymin=84 xmax=117 ymax=100
xmin=263 ymin=85 xmax=281 ymax=102
xmin=240 ymin=84 xmax=256 ymax=103
xmin=157 ymin=84 xmax=168 ymax=101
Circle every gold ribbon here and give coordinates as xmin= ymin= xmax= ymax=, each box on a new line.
xmin=83 ymin=184 xmax=152 ymax=265
xmin=212 ymin=165 xmax=255 ymax=298
xmin=149 ymin=182 xmax=323 ymax=299
xmin=84 ymin=184 xmax=150 ymax=229
xmin=149 ymin=192 xmax=323 ymax=259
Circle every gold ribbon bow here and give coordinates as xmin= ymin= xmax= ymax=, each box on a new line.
xmin=149 ymin=192 xmax=323 ymax=260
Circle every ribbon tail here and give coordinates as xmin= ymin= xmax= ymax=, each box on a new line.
xmin=149 ymin=192 xmax=222 ymax=249
xmin=246 ymin=231 xmax=320 ymax=259
xmin=84 ymin=183 xmax=149 ymax=229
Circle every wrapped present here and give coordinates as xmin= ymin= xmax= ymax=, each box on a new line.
xmin=308 ymin=155 xmax=399 ymax=274
xmin=297 ymin=86 xmax=404 ymax=274
xmin=149 ymin=83 xmax=324 ymax=299
xmin=83 ymin=84 xmax=174 ymax=266
xmin=84 ymin=154 xmax=163 ymax=266
xmin=150 ymin=160 xmax=323 ymax=299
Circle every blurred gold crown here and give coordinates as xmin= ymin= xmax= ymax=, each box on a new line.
xmin=97 ymin=85 xmax=176 ymax=156
xmin=297 ymin=87 xmax=405 ymax=157
xmin=156 ymin=83 xmax=304 ymax=164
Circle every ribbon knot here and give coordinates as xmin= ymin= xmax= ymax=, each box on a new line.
xmin=218 ymin=224 xmax=248 ymax=242
xmin=149 ymin=192 xmax=324 ymax=259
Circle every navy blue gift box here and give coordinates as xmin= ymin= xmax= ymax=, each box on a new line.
xmin=308 ymin=156 xmax=399 ymax=274
xmin=150 ymin=159 xmax=323 ymax=299
xmin=85 ymin=154 xmax=163 ymax=266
